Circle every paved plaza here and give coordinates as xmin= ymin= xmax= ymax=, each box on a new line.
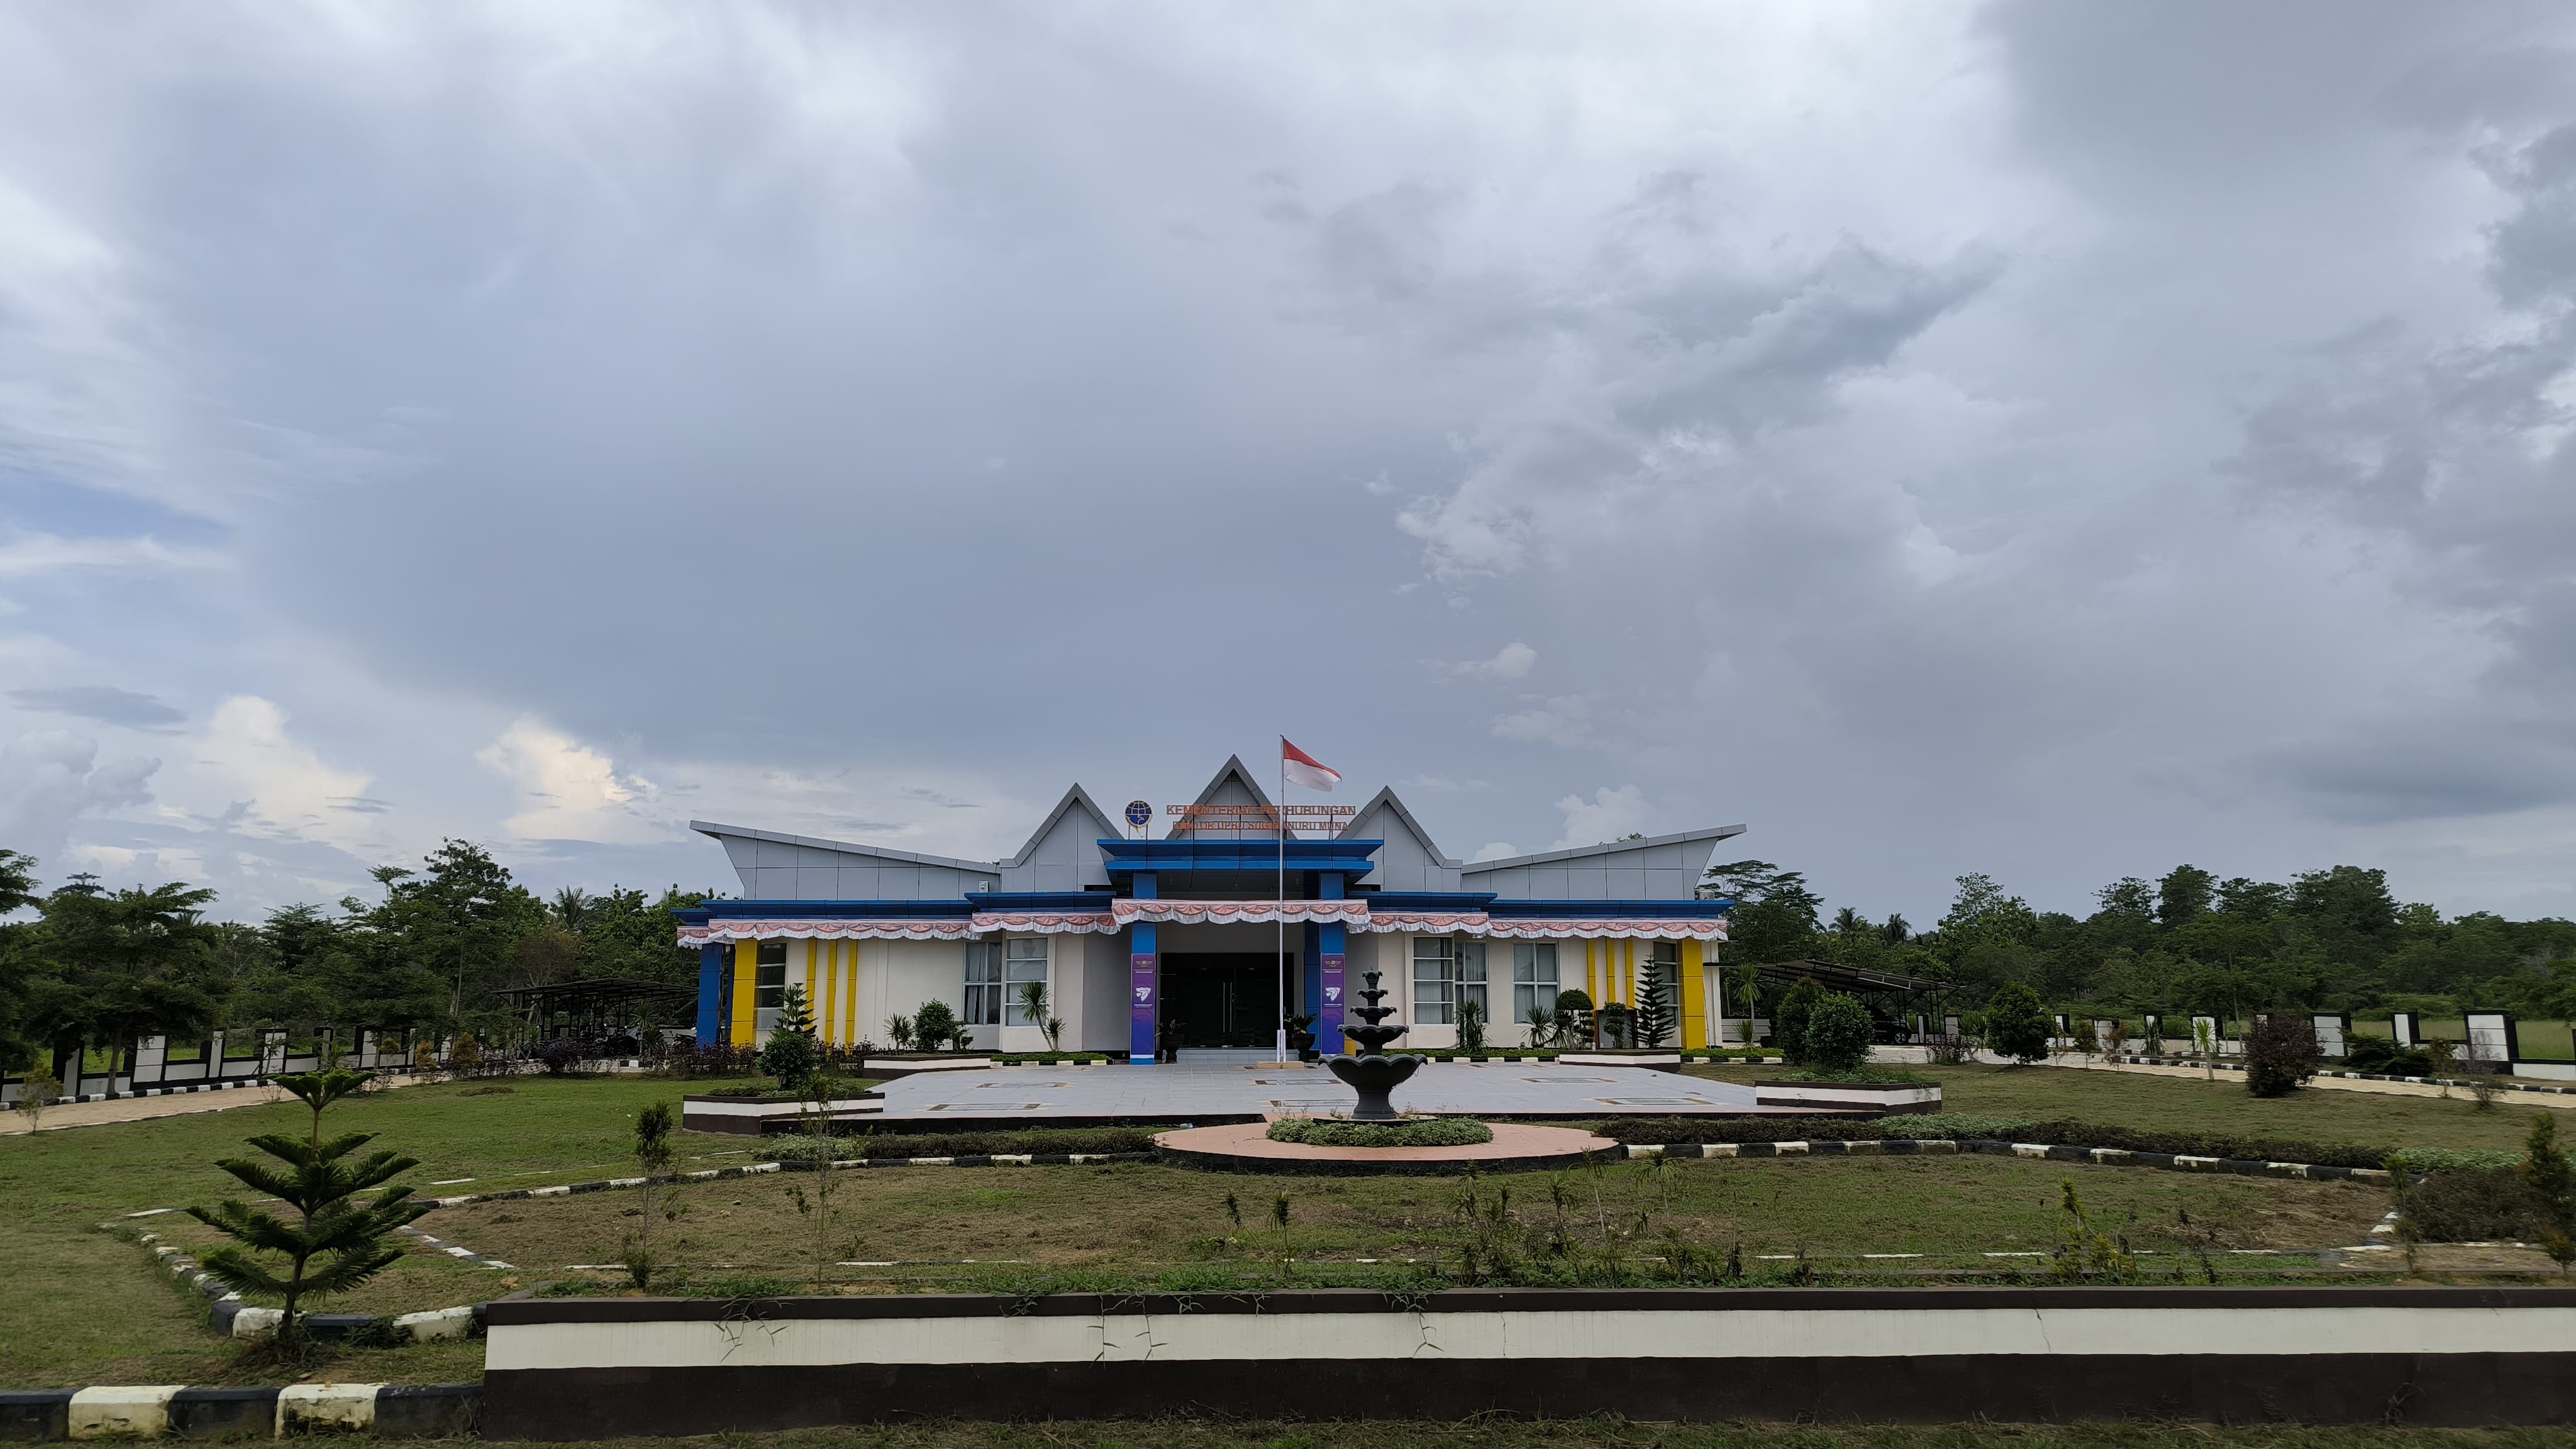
xmin=872 ymin=1059 xmax=1765 ymax=1123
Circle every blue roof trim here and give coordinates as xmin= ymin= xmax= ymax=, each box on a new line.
xmin=1098 ymin=839 xmax=1385 ymax=874
xmin=1484 ymin=897 xmax=1735 ymax=918
xmin=1364 ymin=891 xmax=1500 ymax=911
xmin=966 ymin=892 xmax=1115 ymax=911
xmin=679 ymin=899 xmax=975 ymax=921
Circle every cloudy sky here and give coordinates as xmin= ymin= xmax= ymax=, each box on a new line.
xmin=5 ymin=1 xmax=2575 ymax=924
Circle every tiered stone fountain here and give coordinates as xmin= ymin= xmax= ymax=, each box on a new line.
xmin=1324 ymin=968 xmax=1421 ymax=1121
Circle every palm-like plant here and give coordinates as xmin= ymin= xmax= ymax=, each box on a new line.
xmin=186 ymin=1070 xmax=429 ymax=1346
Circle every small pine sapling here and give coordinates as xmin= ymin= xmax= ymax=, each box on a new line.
xmin=1632 ymin=972 xmax=1674 ymax=1050
xmin=186 ymin=1070 xmax=429 ymax=1347
xmin=624 ymin=1101 xmax=677 ymax=1290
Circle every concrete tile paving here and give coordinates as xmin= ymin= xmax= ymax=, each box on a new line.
xmin=874 ymin=1060 xmax=1762 ymax=1122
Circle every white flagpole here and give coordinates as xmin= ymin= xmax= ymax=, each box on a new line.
xmin=1277 ymin=743 xmax=1289 ymax=1065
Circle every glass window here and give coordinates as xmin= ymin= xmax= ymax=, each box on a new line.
xmin=963 ymin=941 xmax=1004 ymax=1026
xmin=1411 ymin=937 xmax=1454 ymax=1024
xmin=1512 ymin=943 xmax=1560 ymax=1026
xmin=1648 ymin=941 xmax=1680 ymax=1006
xmin=1457 ymin=940 xmax=1488 ymax=1022
xmin=1004 ymin=938 xmax=1050 ymax=1025
xmin=755 ymin=940 xmax=788 ymax=1009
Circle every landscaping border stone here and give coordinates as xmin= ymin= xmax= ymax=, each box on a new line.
xmin=0 ymin=1384 xmax=479 ymax=1441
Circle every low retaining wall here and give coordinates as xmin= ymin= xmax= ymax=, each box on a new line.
xmin=484 ymin=1286 xmax=2576 ymax=1437
xmin=0 ymin=1384 xmax=478 ymax=1441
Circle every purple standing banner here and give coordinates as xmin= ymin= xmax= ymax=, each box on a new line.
xmin=1129 ymin=952 xmax=1158 ymax=1063
xmin=1319 ymin=950 xmax=1346 ymax=1055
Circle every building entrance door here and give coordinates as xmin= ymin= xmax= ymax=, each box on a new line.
xmin=1162 ymin=953 xmax=1289 ymax=1048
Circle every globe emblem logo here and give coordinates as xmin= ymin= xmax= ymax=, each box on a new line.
xmin=1124 ymin=799 xmax=1152 ymax=828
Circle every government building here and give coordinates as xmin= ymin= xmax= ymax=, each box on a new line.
xmin=677 ymin=757 xmax=1740 ymax=1062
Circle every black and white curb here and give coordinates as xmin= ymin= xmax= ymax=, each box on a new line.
xmin=118 ymin=1215 xmax=485 ymax=1344
xmin=1619 ymin=1136 xmax=2395 ymax=1183
xmin=2092 ymin=1055 xmax=2576 ymax=1096
xmin=429 ymin=1152 xmax=1153 ymax=1207
xmin=0 ymin=1384 xmax=478 ymax=1440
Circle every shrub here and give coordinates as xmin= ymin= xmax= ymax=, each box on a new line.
xmin=1597 ymin=1002 xmax=1632 ymax=1049
xmin=2524 ymin=1113 xmax=2576 ymax=1273
xmin=1554 ymin=989 xmax=1594 ymax=1047
xmin=534 ymin=1038 xmax=585 ymax=1077
xmin=1982 ymin=984 xmax=2051 ymax=1064
xmin=1775 ymin=979 xmax=1826 ymax=1064
xmin=1801 ymin=994 xmax=1874 ymax=1074
xmin=1457 ymin=996 xmax=1487 ymax=1053
xmin=1265 ymin=1118 xmax=1495 ymax=1148
xmin=757 ymin=1030 xmax=819 ymax=1096
xmin=2394 ymin=1168 xmax=2546 ymax=1243
xmin=913 ymin=999 xmax=962 ymax=1052
xmin=2345 ymin=1036 xmax=2434 ymax=1077
xmin=2244 ymin=1014 xmax=2323 ymax=1097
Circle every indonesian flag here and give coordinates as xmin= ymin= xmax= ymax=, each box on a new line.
xmin=1281 ymin=738 xmax=1340 ymax=793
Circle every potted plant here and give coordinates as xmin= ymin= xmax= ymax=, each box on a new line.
xmin=1285 ymin=1013 xmax=1319 ymax=1061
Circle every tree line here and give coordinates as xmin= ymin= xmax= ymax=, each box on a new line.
xmin=1705 ymin=859 xmax=2576 ymax=1023
xmin=0 ymin=843 xmax=709 ymax=1075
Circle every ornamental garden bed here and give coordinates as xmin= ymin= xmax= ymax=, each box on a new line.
xmin=1754 ymin=1070 xmax=1943 ymax=1114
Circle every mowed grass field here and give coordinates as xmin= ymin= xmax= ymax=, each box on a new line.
xmin=1678 ymin=1062 xmax=2567 ymax=1153
xmin=0 ymin=1058 xmax=2544 ymax=1389
xmin=0 ymin=1074 xmax=742 ymax=1389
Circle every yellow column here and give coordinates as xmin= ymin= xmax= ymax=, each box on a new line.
xmin=821 ymin=942 xmax=840 ymax=1045
xmin=845 ymin=943 xmax=861 ymax=1044
xmin=729 ymin=941 xmax=757 ymax=1046
xmin=1681 ymin=939 xmax=1706 ymax=1049
xmin=1585 ymin=941 xmax=1599 ymax=1003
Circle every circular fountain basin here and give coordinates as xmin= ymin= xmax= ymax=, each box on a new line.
xmin=1152 ymin=1120 xmax=1619 ymax=1175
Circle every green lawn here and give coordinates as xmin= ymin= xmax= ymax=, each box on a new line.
xmin=0 ymin=1061 xmax=2550 ymax=1391
xmin=1679 ymin=1062 xmax=2563 ymax=1153
xmin=0 ymin=1074 xmax=727 ymax=1389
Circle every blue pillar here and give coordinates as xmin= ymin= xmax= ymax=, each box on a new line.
xmin=1129 ymin=872 xmax=1159 ymax=1064
xmin=696 ymin=943 xmax=726 ymax=1043
xmin=1318 ymin=872 xmax=1346 ymax=1055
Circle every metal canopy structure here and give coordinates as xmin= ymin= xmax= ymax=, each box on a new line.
xmin=498 ymin=977 xmax=696 ymax=1038
xmin=1750 ymin=958 xmax=1945 ymax=997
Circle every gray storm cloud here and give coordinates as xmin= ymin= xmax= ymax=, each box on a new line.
xmin=3 ymin=1 xmax=2574 ymax=921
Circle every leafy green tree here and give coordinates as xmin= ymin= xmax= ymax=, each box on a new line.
xmin=758 ymin=985 xmax=819 ymax=1091
xmin=0 ymin=848 xmax=44 ymax=1069
xmin=22 ymin=881 xmax=223 ymax=1074
xmin=1775 ymin=977 xmax=1826 ymax=1064
xmin=1801 ymin=993 xmax=1874 ymax=1074
xmin=913 ymin=999 xmax=961 ymax=1051
xmin=2156 ymin=865 xmax=2215 ymax=927
xmin=1983 ymin=982 xmax=2051 ymax=1064
xmin=1701 ymin=860 xmax=1821 ymax=964
xmin=353 ymin=841 xmax=542 ymax=1031
xmin=186 ymin=1070 xmax=430 ymax=1345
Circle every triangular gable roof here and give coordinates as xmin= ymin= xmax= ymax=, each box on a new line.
xmin=1002 ymin=784 xmax=1124 ymax=865
xmin=1337 ymin=786 xmax=1459 ymax=868
xmin=1167 ymin=754 xmax=1275 ymax=836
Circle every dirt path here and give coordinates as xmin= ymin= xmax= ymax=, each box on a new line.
xmin=0 ymin=1071 xmax=462 ymax=1136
